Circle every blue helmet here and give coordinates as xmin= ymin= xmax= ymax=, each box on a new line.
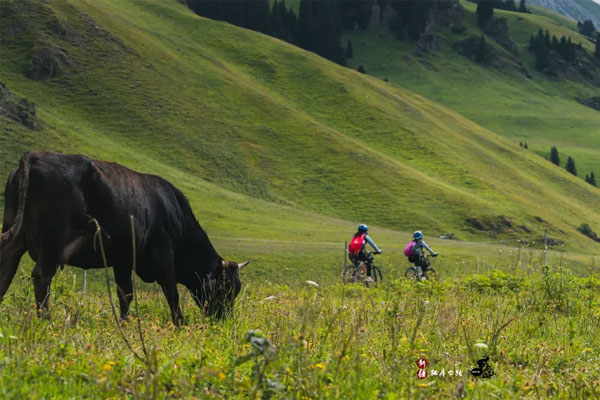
xmin=358 ymin=224 xmax=369 ymax=233
xmin=413 ymin=231 xmax=423 ymax=240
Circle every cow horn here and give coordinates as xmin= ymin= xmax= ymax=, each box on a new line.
xmin=238 ymin=261 xmax=250 ymax=269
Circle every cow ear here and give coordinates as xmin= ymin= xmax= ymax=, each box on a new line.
xmin=238 ymin=261 xmax=250 ymax=269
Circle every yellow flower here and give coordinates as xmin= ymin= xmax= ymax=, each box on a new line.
xmin=400 ymin=337 xmax=408 ymax=343
xmin=468 ymin=382 xmax=475 ymax=389
xmin=418 ymin=383 xmax=427 ymax=387
xmin=102 ymin=364 xmax=112 ymax=371
xmin=217 ymin=372 xmax=226 ymax=380
xmin=315 ymin=363 xmax=325 ymax=369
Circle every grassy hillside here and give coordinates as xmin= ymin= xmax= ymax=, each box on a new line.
xmin=2 ymin=1 xmax=600 ymax=398
xmin=1 ymin=0 xmax=599 ymax=256
xmin=345 ymin=0 xmax=600 ymax=182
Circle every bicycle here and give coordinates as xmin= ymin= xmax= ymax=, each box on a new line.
xmin=404 ymin=254 xmax=438 ymax=281
xmin=342 ymin=252 xmax=383 ymax=287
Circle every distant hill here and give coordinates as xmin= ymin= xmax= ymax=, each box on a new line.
xmin=1 ymin=0 xmax=599 ymax=253
xmin=528 ymin=0 xmax=600 ymax=27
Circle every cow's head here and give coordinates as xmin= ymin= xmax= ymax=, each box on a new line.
xmin=191 ymin=259 xmax=248 ymax=319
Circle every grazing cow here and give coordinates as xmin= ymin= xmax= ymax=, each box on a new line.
xmin=0 ymin=152 xmax=248 ymax=324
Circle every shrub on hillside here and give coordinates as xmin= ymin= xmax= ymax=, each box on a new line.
xmin=462 ymin=270 xmax=524 ymax=292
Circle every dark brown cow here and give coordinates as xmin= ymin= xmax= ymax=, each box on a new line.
xmin=0 ymin=152 xmax=248 ymax=324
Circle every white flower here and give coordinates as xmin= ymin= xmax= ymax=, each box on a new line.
xmin=264 ymin=295 xmax=276 ymax=301
xmin=474 ymin=343 xmax=488 ymax=349
xmin=424 ymin=300 xmax=430 ymax=305
xmin=306 ymin=280 xmax=319 ymax=287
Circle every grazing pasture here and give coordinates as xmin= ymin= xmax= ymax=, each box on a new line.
xmin=0 ymin=247 xmax=599 ymax=398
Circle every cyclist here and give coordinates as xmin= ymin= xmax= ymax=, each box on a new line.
xmin=348 ymin=224 xmax=381 ymax=281
xmin=405 ymin=231 xmax=438 ymax=275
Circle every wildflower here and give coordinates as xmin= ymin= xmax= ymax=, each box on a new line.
xmin=217 ymin=372 xmax=226 ymax=380
xmin=306 ymin=280 xmax=319 ymax=287
xmin=315 ymin=363 xmax=325 ymax=369
xmin=102 ymin=364 xmax=112 ymax=371
xmin=264 ymin=295 xmax=276 ymax=301
xmin=474 ymin=343 xmax=488 ymax=350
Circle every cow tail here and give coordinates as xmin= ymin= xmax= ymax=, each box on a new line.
xmin=2 ymin=153 xmax=31 ymax=242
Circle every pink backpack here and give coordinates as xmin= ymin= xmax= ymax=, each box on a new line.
xmin=404 ymin=241 xmax=416 ymax=257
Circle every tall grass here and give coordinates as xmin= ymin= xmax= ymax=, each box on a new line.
xmin=0 ymin=257 xmax=599 ymax=398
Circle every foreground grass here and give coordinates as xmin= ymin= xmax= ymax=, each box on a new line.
xmin=1 ymin=259 xmax=599 ymax=398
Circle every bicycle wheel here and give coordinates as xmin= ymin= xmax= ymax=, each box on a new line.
xmin=371 ymin=266 xmax=383 ymax=285
xmin=342 ymin=265 xmax=359 ymax=284
xmin=404 ymin=266 xmax=419 ymax=280
xmin=424 ymin=267 xmax=438 ymax=281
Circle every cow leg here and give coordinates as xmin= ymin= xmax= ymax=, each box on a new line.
xmin=31 ymin=255 xmax=59 ymax=319
xmin=0 ymin=238 xmax=26 ymax=302
xmin=159 ymin=279 xmax=184 ymax=326
xmin=113 ymin=266 xmax=133 ymax=320
xmin=151 ymin=240 xmax=184 ymax=326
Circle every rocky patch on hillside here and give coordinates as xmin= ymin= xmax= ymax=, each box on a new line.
xmin=466 ymin=215 xmax=532 ymax=236
xmin=577 ymin=223 xmax=600 ymax=242
xmin=575 ymin=96 xmax=600 ymax=112
xmin=0 ymin=82 xmax=40 ymax=129
xmin=484 ymin=17 xmax=517 ymax=55
xmin=415 ymin=0 xmax=466 ymax=53
xmin=25 ymin=44 xmax=72 ymax=81
xmin=453 ymin=35 xmax=528 ymax=76
xmin=541 ymin=47 xmax=600 ymax=87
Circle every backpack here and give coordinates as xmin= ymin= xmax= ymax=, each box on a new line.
xmin=349 ymin=234 xmax=366 ymax=254
xmin=404 ymin=241 xmax=417 ymax=257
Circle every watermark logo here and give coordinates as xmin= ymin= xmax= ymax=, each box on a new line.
xmin=471 ymin=356 xmax=494 ymax=378
xmin=416 ymin=358 xmax=463 ymax=380
xmin=416 ymin=358 xmax=428 ymax=379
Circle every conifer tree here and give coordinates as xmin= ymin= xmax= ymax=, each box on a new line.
xmin=519 ymin=0 xmax=528 ymax=13
xmin=565 ymin=156 xmax=577 ymax=176
xmin=346 ymin=39 xmax=353 ymax=58
xmin=476 ymin=35 xmax=487 ymax=64
xmin=589 ymin=171 xmax=597 ymax=187
xmin=596 ymin=33 xmax=600 ymax=59
xmin=477 ymin=1 xmax=494 ymax=26
xmin=504 ymin=0 xmax=517 ymax=11
xmin=550 ymin=146 xmax=560 ymax=166
xmin=580 ymin=20 xmax=596 ymax=37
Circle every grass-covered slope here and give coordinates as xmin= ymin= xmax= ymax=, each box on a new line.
xmin=0 ymin=0 xmax=599 ymax=253
xmin=345 ymin=0 xmax=600 ymax=180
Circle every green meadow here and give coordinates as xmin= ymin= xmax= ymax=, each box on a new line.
xmin=0 ymin=0 xmax=599 ymax=397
